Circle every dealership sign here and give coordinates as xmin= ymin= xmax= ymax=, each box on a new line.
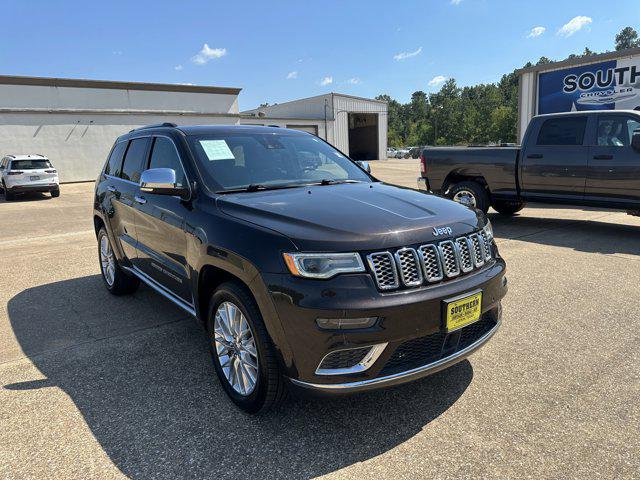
xmin=538 ymin=57 xmax=640 ymax=114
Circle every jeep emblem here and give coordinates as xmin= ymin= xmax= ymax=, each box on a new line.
xmin=432 ymin=226 xmax=453 ymax=237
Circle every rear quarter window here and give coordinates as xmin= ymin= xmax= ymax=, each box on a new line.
xmin=104 ymin=142 xmax=127 ymax=177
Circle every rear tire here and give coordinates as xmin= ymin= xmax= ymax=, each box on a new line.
xmin=492 ymin=200 xmax=525 ymax=215
xmin=447 ymin=181 xmax=489 ymax=214
xmin=4 ymin=185 xmax=15 ymax=201
xmin=97 ymin=227 xmax=139 ymax=295
xmin=51 ymin=189 xmax=60 ymax=198
xmin=207 ymin=281 xmax=287 ymax=414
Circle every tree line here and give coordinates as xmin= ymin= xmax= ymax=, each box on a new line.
xmin=378 ymin=26 xmax=640 ymax=147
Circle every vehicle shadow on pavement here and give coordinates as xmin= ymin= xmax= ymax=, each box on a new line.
xmin=5 ymin=275 xmax=473 ymax=479
xmin=488 ymin=212 xmax=640 ymax=256
xmin=0 ymin=192 xmax=52 ymax=203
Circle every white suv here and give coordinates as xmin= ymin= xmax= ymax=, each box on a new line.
xmin=0 ymin=155 xmax=60 ymax=200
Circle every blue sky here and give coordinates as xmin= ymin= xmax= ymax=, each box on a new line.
xmin=2 ymin=0 xmax=640 ymax=109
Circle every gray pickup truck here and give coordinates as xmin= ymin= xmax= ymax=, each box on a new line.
xmin=418 ymin=110 xmax=640 ymax=215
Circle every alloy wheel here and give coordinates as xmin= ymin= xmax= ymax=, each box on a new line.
xmin=213 ymin=301 xmax=259 ymax=396
xmin=99 ymin=234 xmax=116 ymax=286
xmin=453 ymin=190 xmax=477 ymax=208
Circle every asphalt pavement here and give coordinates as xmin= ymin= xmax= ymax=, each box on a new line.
xmin=0 ymin=162 xmax=638 ymax=479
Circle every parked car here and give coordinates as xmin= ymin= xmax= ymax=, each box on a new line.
xmin=0 ymin=154 xmax=59 ymax=200
xmin=386 ymin=147 xmax=397 ymax=158
xmin=395 ymin=147 xmax=410 ymax=158
xmin=418 ymin=110 xmax=640 ymax=215
xmin=408 ymin=146 xmax=422 ymax=159
xmin=94 ymin=123 xmax=507 ymax=413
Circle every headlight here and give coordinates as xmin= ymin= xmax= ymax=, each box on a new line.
xmin=283 ymin=252 xmax=365 ymax=279
xmin=483 ymin=220 xmax=494 ymax=242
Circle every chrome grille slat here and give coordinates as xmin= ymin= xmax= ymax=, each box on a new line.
xmin=418 ymin=244 xmax=444 ymax=282
xmin=367 ymin=252 xmax=399 ymax=290
xmin=438 ymin=240 xmax=461 ymax=278
xmin=394 ymin=248 xmax=423 ymax=287
xmin=455 ymin=237 xmax=474 ymax=273
xmin=367 ymin=230 xmax=493 ymax=291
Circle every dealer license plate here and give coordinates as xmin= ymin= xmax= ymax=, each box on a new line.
xmin=445 ymin=291 xmax=482 ymax=332
xmin=30 ymin=176 xmax=40 ymax=181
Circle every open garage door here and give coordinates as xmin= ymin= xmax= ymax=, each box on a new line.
xmin=348 ymin=113 xmax=378 ymax=160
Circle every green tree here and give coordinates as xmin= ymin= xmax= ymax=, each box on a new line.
xmin=615 ymin=27 xmax=640 ymax=51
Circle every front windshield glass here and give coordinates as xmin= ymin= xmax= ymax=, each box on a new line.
xmin=187 ymin=131 xmax=372 ymax=192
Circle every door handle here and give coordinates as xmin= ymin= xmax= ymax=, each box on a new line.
xmin=527 ymin=153 xmax=543 ymax=159
xmin=107 ymin=185 xmax=117 ymax=193
xmin=134 ymin=195 xmax=147 ymax=205
xmin=593 ymin=154 xmax=613 ymax=160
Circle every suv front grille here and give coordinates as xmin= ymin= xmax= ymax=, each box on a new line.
xmin=367 ymin=230 xmax=493 ymax=291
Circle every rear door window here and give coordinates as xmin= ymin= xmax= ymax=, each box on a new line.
xmin=537 ymin=117 xmax=588 ymax=146
xmin=120 ymin=138 xmax=150 ymax=183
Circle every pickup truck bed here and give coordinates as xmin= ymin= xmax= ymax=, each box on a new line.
xmin=418 ymin=111 xmax=640 ymax=215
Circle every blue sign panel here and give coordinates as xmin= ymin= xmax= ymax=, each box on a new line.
xmin=538 ymin=58 xmax=640 ymax=114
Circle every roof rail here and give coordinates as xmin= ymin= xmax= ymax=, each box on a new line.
xmin=129 ymin=122 xmax=177 ymax=133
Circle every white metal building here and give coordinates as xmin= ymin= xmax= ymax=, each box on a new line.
xmin=0 ymin=76 xmax=387 ymax=182
xmin=0 ymin=75 xmax=241 ymax=182
xmin=241 ymin=93 xmax=388 ymax=161
xmin=517 ymin=47 xmax=640 ymax=142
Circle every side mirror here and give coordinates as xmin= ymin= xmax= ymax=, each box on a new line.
xmin=632 ymin=129 xmax=640 ymax=151
xmin=356 ymin=160 xmax=371 ymax=173
xmin=140 ymin=168 xmax=186 ymax=196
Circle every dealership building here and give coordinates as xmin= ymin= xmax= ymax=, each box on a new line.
xmin=0 ymin=75 xmax=387 ymax=182
xmin=516 ymin=47 xmax=640 ymax=141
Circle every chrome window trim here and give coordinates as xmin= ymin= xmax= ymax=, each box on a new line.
xmin=394 ymin=247 xmax=423 ymax=287
xmin=315 ymin=343 xmax=388 ymax=376
xmin=366 ymin=251 xmax=399 ymax=290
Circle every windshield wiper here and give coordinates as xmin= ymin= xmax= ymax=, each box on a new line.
xmin=313 ymin=179 xmax=362 ymax=186
xmin=217 ymin=183 xmax=304 ymax=194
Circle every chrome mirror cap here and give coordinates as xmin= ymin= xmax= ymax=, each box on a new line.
xmin=139 ymin=168 xmax=185 ymax=196
xmin=356 ymin=160 xmax=371 ymax=173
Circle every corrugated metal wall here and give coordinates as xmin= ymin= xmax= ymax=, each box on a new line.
xmin=332 ymin=95 xmax=387 ymax=159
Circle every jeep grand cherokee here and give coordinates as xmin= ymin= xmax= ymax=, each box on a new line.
xmin=93 ymin=123 xmax=507 ymax=413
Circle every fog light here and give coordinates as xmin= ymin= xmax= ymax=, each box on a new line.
xmin=316 ymin=317 xmax=378 ymax=330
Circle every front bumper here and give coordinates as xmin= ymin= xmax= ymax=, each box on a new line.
xmin=263 ymin=254 xmax=507 ymax=395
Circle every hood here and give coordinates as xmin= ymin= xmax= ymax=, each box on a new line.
xmin=217 ymin=182 xmax=484 ymax=251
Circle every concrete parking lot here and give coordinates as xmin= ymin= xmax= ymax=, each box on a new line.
xmin=1 ymin=160 xmax=639 ymax=479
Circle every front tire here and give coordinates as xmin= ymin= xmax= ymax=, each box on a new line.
xmin=97 ymin=227 xmax=139 ymax=295
xmin=207 ymin=281 xmax=287 ymax=414
xmin=447 ymin=181 xmax=489 ymax=214
xmin=492 ymin=200 xmax=525 ymax=215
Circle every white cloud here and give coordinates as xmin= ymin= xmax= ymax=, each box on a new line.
xmin=527 ymin=26 xmax=546 ymax=38
xmin=347 ymin=77 xmax=361 ymax=85
xmin=319 ymin=76 xmax=333 ymax=86
xmin=428 ymin=75 xmax=447 ymax=87
xmin=286 ymin=71 xmax=298 ymax=79
xmin=393 ymin=46 xmax=423 ymax=61
xmin=191 ymin=43 xmax=227 ymax=65
xmin=450 ymin=0 xmax=462 ymax=4
xmin=174 ymin=64 xmax=183 ymax=71
xmin=112 ymin=50 xmax=123 ymax=56
xmin=558 ymin=16 xmax=592 ymax=37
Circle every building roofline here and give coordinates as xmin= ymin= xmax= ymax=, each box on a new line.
xmin=515 ymin=47 xmax=640 ymax=75
xmin=242 ymin=91 xmax=387 ymax=113
xmin=0 ymin=75 xmax=242 ymax=95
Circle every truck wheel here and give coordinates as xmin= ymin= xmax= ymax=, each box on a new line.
xmin=207 ymin=281 xmax=288 ymax=414
xmin=447 ymin=181 xmax=489 ymax=213
xmin=492 ymin=200 xmax=525 ymax=215
xmin=98 ymin=227 xmax=139 ymax=295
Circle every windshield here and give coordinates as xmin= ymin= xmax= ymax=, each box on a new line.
xmin=10 ymin=159 xmax=52 ymax=170
xmin=187 ymin=132 xmax=372 ymax=192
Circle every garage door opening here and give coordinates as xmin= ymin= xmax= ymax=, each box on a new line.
xmin=348 ymin=113 xmax=378 ymax=160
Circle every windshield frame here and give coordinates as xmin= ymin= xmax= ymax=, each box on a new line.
xmin=185 ymin=130 xmax=376 ymax=194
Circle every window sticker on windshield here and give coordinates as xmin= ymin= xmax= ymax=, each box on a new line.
xmin=199 ymin=140 xmax=235 ymax=161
